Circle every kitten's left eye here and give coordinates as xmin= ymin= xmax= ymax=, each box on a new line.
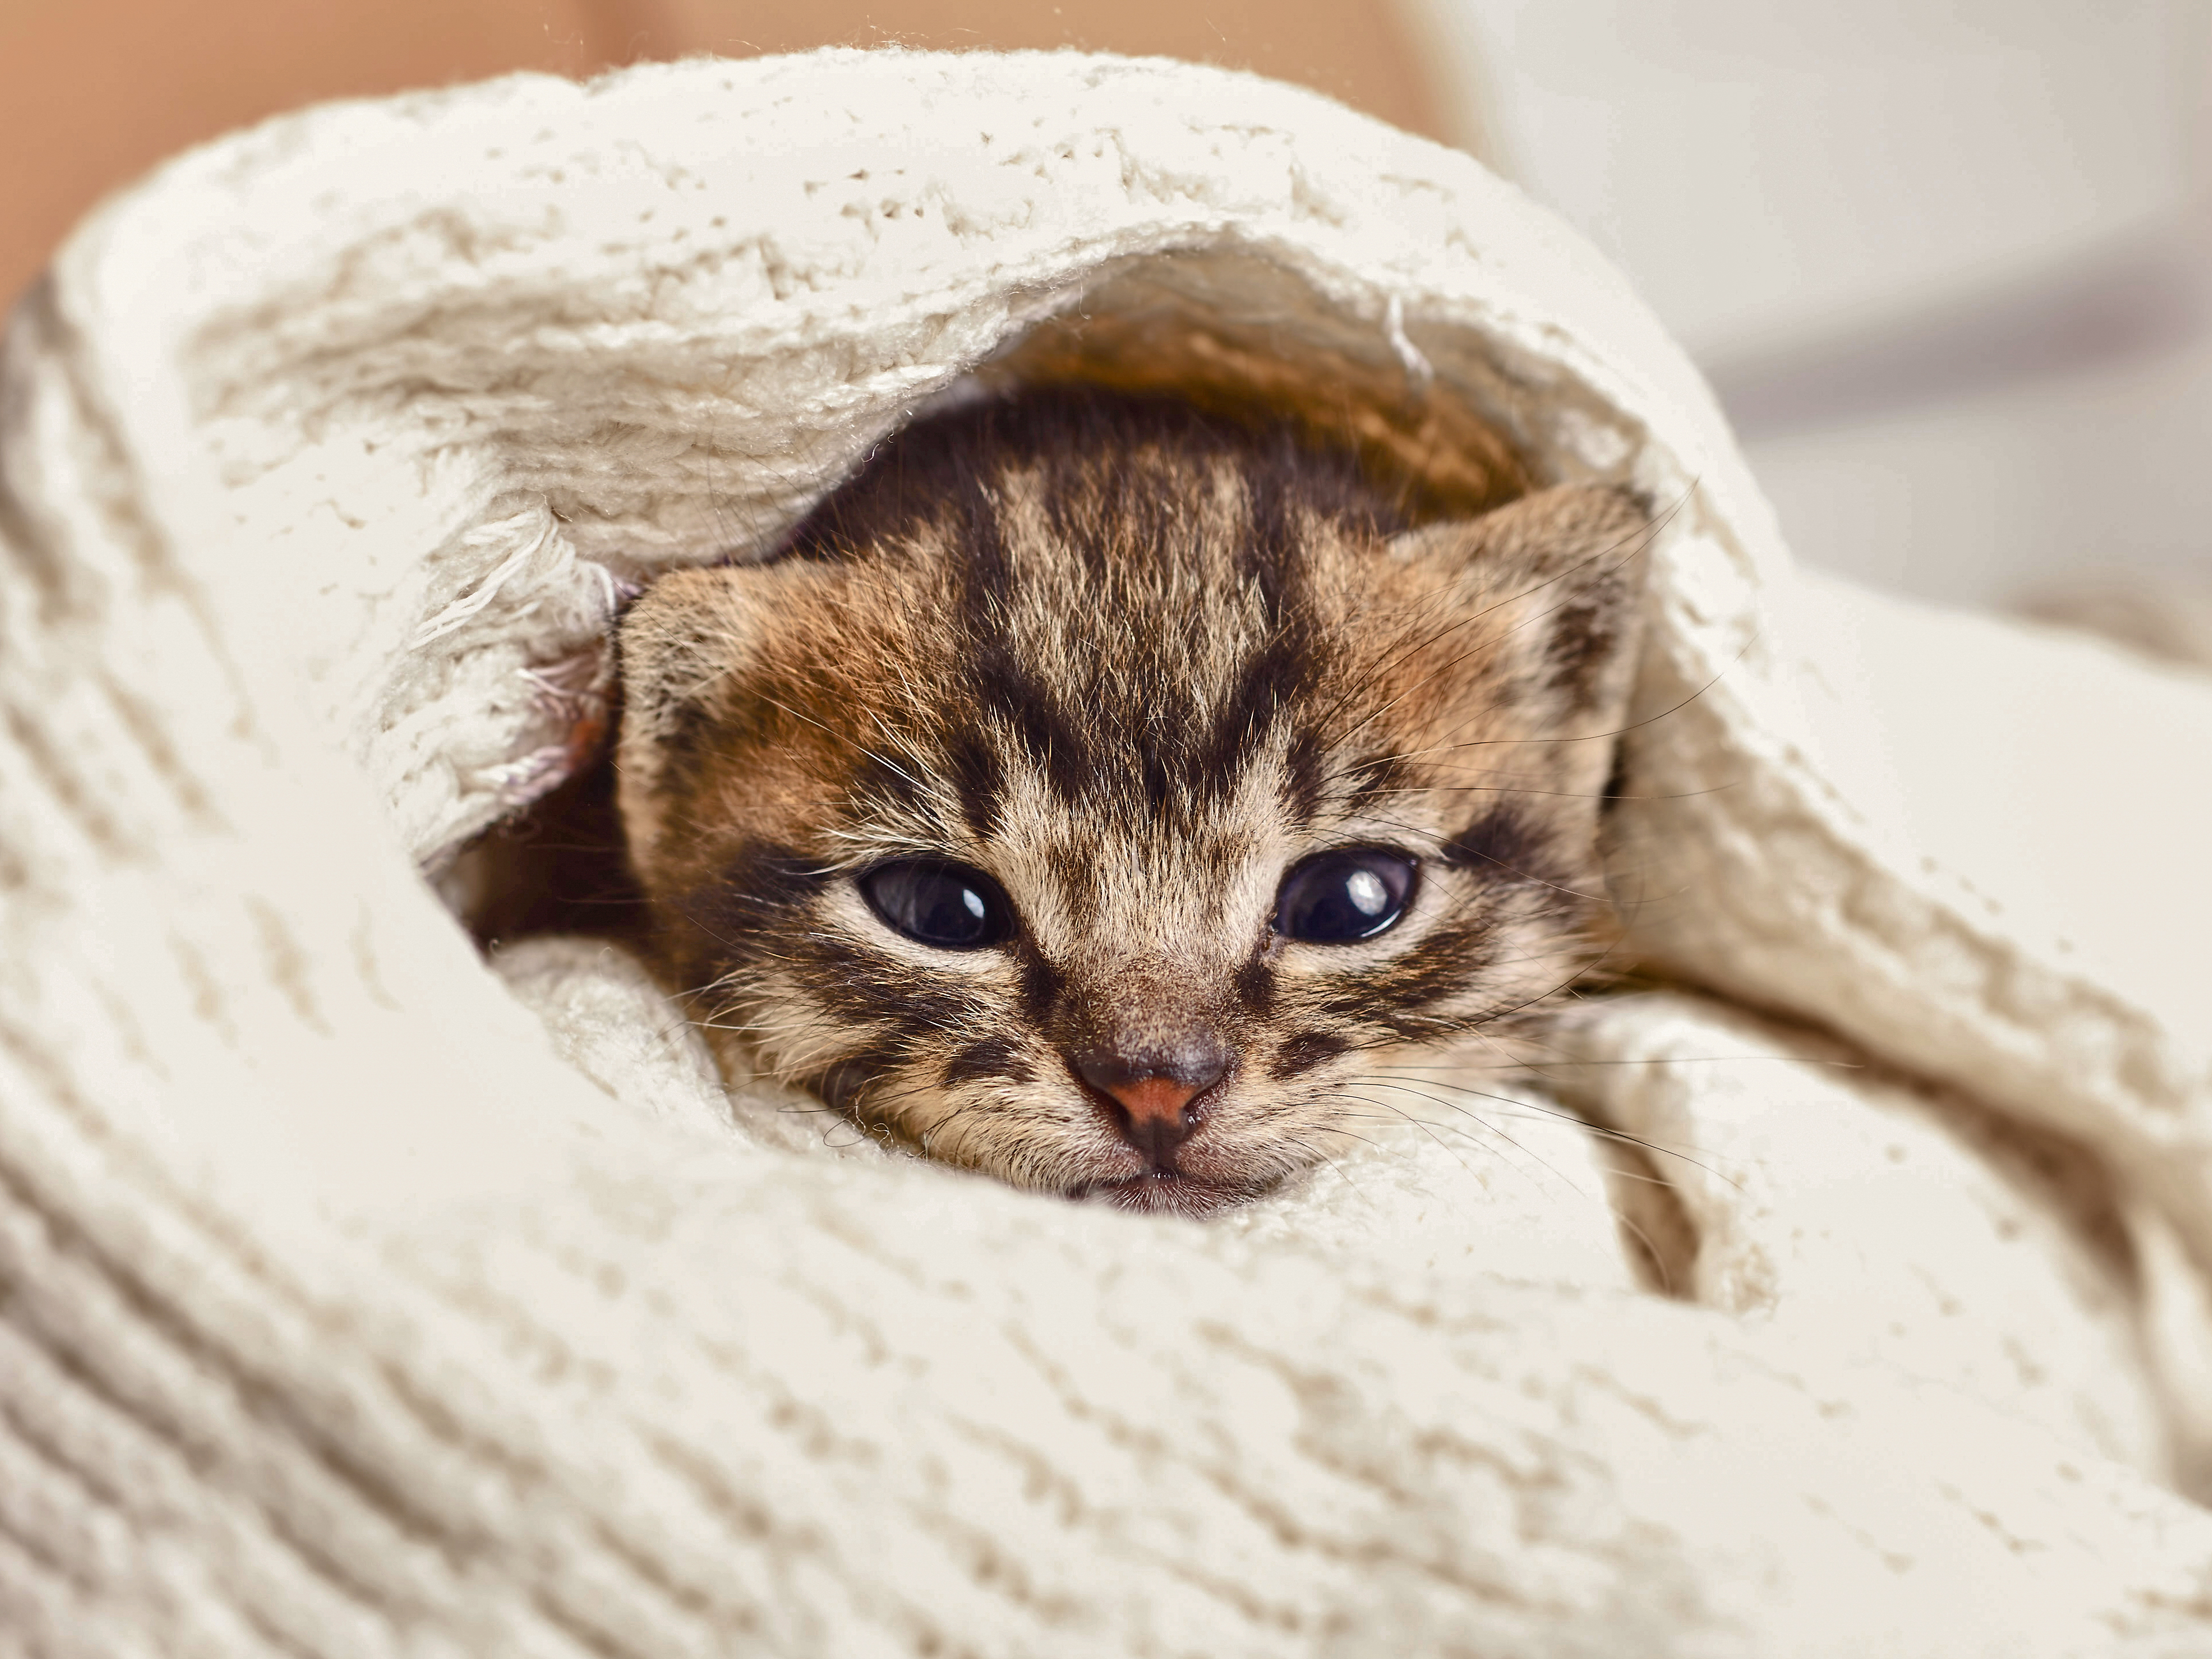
xmin=1274 ymin=847 xmax=1418 ymax=942
xmin=859 ymin=859 xmax=1013 ymax=949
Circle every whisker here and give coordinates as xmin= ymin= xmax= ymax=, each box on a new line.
xmin=1354 ymin=1073 xmax=1742 ymax=1190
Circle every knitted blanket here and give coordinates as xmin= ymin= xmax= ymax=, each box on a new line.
xmin=7 ymin=48 xmax=2212 ymax=1657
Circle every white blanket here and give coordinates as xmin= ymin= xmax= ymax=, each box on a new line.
xmin=8 ymin=48 xmax=2212 ymax=1656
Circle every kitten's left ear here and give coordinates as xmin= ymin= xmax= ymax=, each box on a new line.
xmin=1386 ymin=482 xmax=1653 ymax=722
xmin=1380 ymin=484 xmax=1663 ymax=814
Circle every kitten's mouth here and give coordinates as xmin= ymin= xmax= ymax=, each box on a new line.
xmin=1076 ymin=1171 xmax=1255 ymax=1218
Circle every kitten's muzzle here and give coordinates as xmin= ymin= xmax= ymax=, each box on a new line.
xmin=1070 ymin=1037 xmax=1232 ymax=1169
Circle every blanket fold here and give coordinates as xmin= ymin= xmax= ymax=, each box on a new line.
xmin=7 ymin=48 xmax=2212 ymax=1656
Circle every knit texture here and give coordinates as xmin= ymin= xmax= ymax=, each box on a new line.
xmin=7 ymin=49 xmax=2212 ymax=1655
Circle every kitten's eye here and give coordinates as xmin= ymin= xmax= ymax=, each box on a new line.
xmin=859 ymin=860 xmax=1013 ymax=949
xmin=1274 ymin=848 xmax=1418 ymax=943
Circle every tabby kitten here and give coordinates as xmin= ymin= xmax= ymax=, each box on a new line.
xmin=616 ymin=389 xmax=1649 ymax=1215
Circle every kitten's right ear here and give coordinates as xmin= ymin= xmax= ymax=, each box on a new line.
xmin=618 ymin=568 xmax=757 ymax=743
xmin=615 ymin=563 xmax=790 ymax=867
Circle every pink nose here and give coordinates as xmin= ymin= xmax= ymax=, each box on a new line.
xmin=1101 ymin=1075 xmax=1207 ymax=1131
xmin=1071 ymin=1041 xmax=1231 ymax=1167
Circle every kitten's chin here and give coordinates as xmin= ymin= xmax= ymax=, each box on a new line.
xmin=1077 ymin=1172 xmax=1256 ymax=1219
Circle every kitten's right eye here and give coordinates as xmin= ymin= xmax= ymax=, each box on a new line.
xmin=859 ymin=860 xmax=1014 ymax=949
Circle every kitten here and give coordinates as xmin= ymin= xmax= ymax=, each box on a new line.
xmin=615 ymin=389 xmax=1650 ymax=1215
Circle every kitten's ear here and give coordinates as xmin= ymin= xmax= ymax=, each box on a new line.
xmin=618 ymin=567 xmax=756 ymax=746
xmin=614 ymin=562 xmax=804 ymax=865
xmin=1383 ymin=483 xmax=1654 ymax=790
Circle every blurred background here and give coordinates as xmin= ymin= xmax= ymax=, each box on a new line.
xmin=6 ymin=0 xmax=2208 ymax=615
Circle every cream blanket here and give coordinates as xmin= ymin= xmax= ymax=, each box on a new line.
xmin=8 ymin=49 xmax=2212 ymax=1656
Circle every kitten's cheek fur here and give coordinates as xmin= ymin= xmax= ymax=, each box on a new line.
xmin=865 ymin=1073 xmax=1143 ymax=1190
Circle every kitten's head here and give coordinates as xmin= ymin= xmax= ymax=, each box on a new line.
xmin=617 ymin=391 xmax=1650 ymax=1213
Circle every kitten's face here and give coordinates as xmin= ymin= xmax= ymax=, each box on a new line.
xmin=618 ymin=395 xmax=1648 ymax=1214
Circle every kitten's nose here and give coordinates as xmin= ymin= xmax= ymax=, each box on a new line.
xmin=1072 ymin=1036 xmax=1232 ymax=1166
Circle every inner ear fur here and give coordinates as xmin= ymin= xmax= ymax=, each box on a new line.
xmin=1384 ymin=483 xmax=1654 ymax=801
xmin=614 ymin=560 xmax=838 ymax=869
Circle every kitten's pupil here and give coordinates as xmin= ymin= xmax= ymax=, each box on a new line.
xmin=861 ymin=860 xmax=1011 ymax=949
xmin=1275 ymin=848 xmax=1418 ymax=942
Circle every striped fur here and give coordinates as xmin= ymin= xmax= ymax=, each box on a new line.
xmin=617 ymin=390 xmax=1650 ymax=1213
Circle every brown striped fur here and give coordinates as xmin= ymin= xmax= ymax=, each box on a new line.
xmin=616 ymin=389 xmax=1650 ymax=1214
